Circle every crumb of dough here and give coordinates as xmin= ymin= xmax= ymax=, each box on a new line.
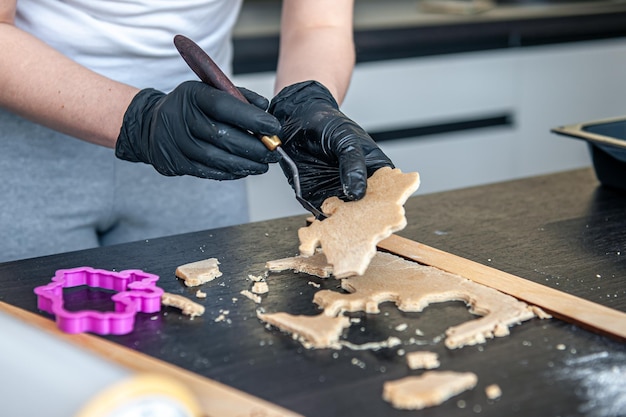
xmin=395 ymin=323 xmax=408 ymax=332
xmin=485 ymin=384 xmax=502 ymax=400
xmin=251 ymin=281 xmax=269 ymax=295
xmin=383 ymin=371 xmax=477 ymax=410
xmin=248 ymin=273 xmax=265 ymax=282
xmin=240 ymin=289 xmax=262 ymax=304
xmin=339 ymin=336 xmax=402 ymax=351
xmin=175 ymin=258 xmax=222 ymax=287
xmin=214 ymin=309 xmax=231 ymax=323
xmin=298 ymin=167 xmax=420 ymax=278
xmin=266 ymin=251 xmax=333 ymax=278
xmin=257 ymin=311 xmax=351 ymax=349
xmin=350 ymin=357 xmax=366 ymax=369
xmin=406 ymin=351 xmax=440 ymax=370
xmin=195 ymin=290 xmax=207 ymax=299
xmin=313 ymin=251 xmax=542 ymax=349
xmin=161 ymin=292 xmax=205 ymax=318
xmin=308 ymin=281 xmax=321 ymax=288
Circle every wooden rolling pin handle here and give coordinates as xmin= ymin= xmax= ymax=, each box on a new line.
xmin=174 ymin=34 xmax=283 ymax=152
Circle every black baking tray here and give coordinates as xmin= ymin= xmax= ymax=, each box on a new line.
xmin=552 ymin=116 xmax=626 ymax=192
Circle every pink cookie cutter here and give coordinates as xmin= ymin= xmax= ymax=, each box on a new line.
xmin=34 ymin=267 xmax=163 ymax=335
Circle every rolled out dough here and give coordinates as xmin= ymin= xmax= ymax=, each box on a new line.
xmin=383 ymin=371 xmax=477 ymax=410
xmin=266 ymin=250 xmax=544 ymax=349
xmin=298 ymin=167 xmax=420 ymax=278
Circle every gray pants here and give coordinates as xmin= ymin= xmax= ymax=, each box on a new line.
xmin=0 ymin=110 xmax=248 ymax=263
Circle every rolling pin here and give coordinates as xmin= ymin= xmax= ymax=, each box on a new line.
xmin=1 ymin=310 xmax=201 ymax=417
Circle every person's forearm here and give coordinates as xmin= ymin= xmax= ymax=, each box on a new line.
xmin=0 ymin=22 xmax=138 ymax=148
xmin=274 ymin=0 xmax=355 ymax=104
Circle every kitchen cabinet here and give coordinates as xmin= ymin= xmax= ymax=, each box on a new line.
xmin=235 ymin=37 xmax=626 ymax=221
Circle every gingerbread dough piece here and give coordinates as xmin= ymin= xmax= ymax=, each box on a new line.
xmin=257 ymin=312 xmax=351 ymax=349
xmin=485 ymin=384 xmax=502 ymax=400
xmin=252 ymin=281 xmax=269 ymax=294
xmin=161 ymin=292 xmax=205 ymax=318
xmin=406 ymin=351 xmax=440 ymax=370
xmin=240 ymin=290 xmax=262 ymax=304
xmin=313 ymin=251 xmax=542 ymax=349
xmin=266 ymin=251 xmax=333 ymax=278
xmin=383 ymin=371 xmax=477 ymax=410
xmin=298 ymin=167 xmax=420 ymax=278
xmin=175 ymin=258 xmax=222 ymax=287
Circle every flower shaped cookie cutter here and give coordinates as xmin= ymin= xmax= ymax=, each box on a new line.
xmin=34 ymin=267 xmax=164 ymax=335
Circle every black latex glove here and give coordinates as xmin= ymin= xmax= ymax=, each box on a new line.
xmin=116 ymin=81 xmax=281 ymax=180
xmin=268 ymin=80 xmax=394 ymax=210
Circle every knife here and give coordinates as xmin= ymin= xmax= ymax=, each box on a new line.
xmin=173 ymin=34 xmax=326 ymax=220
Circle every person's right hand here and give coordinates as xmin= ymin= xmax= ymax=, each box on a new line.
xmin=115 ymin=81 xmax=281 ymax=180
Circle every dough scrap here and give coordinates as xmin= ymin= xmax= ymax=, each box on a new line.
xmin=161 ymin=292 xmax=205 ymax=318
xmin=298 ymin=167 xmax=420 ymax=278
xmin=406 ymin=351 xmax=440 ymax=370
xmin=175 ymin=258 xmax=222 ymax=287
xmin=251 ymin=281 xmax=269 ymax=295
xmin=266 ymin=251 xmax=333 ymax=278
xmin=383 ymin=371 xmax=477 ymax=410
xmin=257 ymin=312 xmax=351 ymax=349
xmin=240 ymin=289 xmax=262 ymax=304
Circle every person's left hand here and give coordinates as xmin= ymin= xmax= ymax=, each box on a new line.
xmin=268 ymin=81 xmax=394 ymax=211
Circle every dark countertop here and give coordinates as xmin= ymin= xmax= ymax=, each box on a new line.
xmin=233 ymin=0 xmax=626 ymax=73
xmin=1 ymin=168 xmax=625 ymax=417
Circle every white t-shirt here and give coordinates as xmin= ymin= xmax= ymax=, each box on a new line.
xmin=16 ymin=0 xmax=243 ymax=92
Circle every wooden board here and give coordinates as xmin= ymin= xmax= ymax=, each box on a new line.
xmin=377 ymin=234 xmax=626 ymax=341
xmin=0 ymin=301 xmax=303 ymax=417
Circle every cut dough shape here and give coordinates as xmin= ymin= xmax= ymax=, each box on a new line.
xmin=175 ymin=258 xmax=222 ymax=287
xmin=161 ymin=292 xmax=205 ymax=318
xmin=266 ymin=251 xmax=333 ymax=278
xmin=406 ymin=351 xmax=440 ymax=370
xmin=270 ymin=251 xmax=543 ymax=349
xmin=298 ymin=167 xmax=420 ymax=278
xmin=257 ymin=312 xmax=351 ymax=349
xmin=383 ymin=371 xmax=477 ymax=410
